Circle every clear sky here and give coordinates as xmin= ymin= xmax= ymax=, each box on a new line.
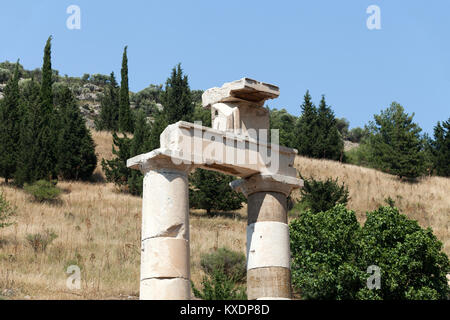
xmin=1 ymin=0 xmax=449 ymax=134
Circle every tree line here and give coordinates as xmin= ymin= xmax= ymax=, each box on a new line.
xmin=0 ymin=37 xmax=97 ymax=186
xmin=270 ymin=93 xmax=449 ymax=179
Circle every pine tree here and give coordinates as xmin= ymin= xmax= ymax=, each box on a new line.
xmin=35 ymin=36 xmax=57 ymax=181
xmin=118 ymin=46 xmax=134 ymax=133
xmin=430 ymin=118 xmax=450 ymax=177
xmin=315 ymin=95 xmax=344 ymax=160
xmin=160 ymin=63 xmax=194 ymax=124
xmin=294 ymin=91 xmax=318 ymax=157
xmin=95 ymin=72 xmax=119 ymax=131
xmin=55 ymin=86 xmax=97 ymax=180
xmin=366 ymin=102 xmax=426 ymax=179
xmin=0 ymin=61 xmax=21 ymax=183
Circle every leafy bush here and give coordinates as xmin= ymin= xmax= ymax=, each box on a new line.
xmin=358 ymin=206 xmax=450 ymax=300
xmin=24 ymin=180 xmax=62 ymax=202
xmin=290 ymin=205 xmax=362 ymax=299
xmin=298 ymin=175 xmax=349 ymax=213
xmin=290 ymin=205 xmax=450 ymax=300
xmin=26 ymin=229 xmax=58 ymax=253
xmin=200 ymin=247 xmax=246 ymax=283
xmin=192 ymin=269 xmax=247 ymax=300
xmin=0 ymin=192 xmax=15 ymax=229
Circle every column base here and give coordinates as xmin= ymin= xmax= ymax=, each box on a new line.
xmin=247 ymin=267 xmax=292 ymax=300
xmin=140 ymin=278 xmax=191 ymax=300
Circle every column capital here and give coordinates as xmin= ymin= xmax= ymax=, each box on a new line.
xmin=127 ymin=148 xmax=195 ymax=174
xmin=231 ymin=174 xmax=303 ymax=198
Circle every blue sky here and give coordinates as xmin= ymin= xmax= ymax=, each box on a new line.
xmin=1 ymin=0 xmax=449 ymax=134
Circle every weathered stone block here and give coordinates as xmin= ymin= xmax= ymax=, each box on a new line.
xmin=141 ymin=238 xmax=190 ymax=280
xmin=246 ymin=221 xmax=290 ymax=270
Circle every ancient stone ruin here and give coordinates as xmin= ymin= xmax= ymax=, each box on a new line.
xmin=127 ymin=78 xmax=303 ymax=300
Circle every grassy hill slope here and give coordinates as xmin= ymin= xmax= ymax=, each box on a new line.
xmin=0 ymin=130 xmax=448 ymax=299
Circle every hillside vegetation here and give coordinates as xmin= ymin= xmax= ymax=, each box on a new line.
xmin=0 ymin=130 xmax=448 ymax=299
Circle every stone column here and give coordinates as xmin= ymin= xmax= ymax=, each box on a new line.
xmin=232 ymin=174 xmax=301 ymax=300
xmin=139 ymin=159 xmax=193 ymax=300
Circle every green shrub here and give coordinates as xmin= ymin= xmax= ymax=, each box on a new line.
xmin=290 ymin=205 xmax=450 ymax=300
xmin=200 ymin=247 xmax=246 ymax=283
xmin=26 ymin=229 xmax=58 ymax=253
xmin=290 ymin=205 xmax=362 ymax=299
xmin=192 ymin=269 xmax=247 ymax=300
xmin=193 ymin=247 xmax=247 ymax=300
xmin=0 ymin=192 xmax=15 ymax=229
xmin=298 ymin=175 xmax=349 ymax=214
xmin=24 ymin=180 xmax=61 ymax=202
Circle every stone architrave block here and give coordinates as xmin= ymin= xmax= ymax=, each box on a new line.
xmin=129 ymin=121 xmax=299 ymax=179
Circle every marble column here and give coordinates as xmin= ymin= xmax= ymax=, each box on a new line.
xmin=232 ymin=174 xmax=300 ymax=300
xmin=139 ymin=159 xmax=193 ymax=300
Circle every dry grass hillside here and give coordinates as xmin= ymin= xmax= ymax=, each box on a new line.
xmin=0 ymin=130 xmax=448 ymax=299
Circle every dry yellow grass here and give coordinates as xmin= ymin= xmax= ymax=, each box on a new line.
xmin=0 ymin=130 xmax=448 ymax=299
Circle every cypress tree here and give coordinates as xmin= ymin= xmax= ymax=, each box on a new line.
xmin=0 ymin=61 xmax=21 ymax=183
xmin=95 ymin=72 xmax=119 ymax=131
xmin=295 ymin=90 xmax=318 ymax=157
xmin=102 ymin=110 xmax=152 ymax=196
xmin=55 ymin=86 xmax=97 ymax=180
xmin=14 ymin=79 xmax=41 ymax=186
xmin=35 ymin=36 xmax=57 ymax=181
xmin=160 ymin=63 xmax=194 ymax=124
xmin=127 ymin=110 xmax=153 ymax=195
xmin=118 ymin=46 xmax=134 ymax=133
xmin=431 ymin=118 xmax=450 ymax=177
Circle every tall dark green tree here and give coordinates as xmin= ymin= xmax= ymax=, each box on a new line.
xmin=55 ymin=86 xmax=97 ymax=180
xmin=366 ymin=102 xmax=426 ymax=179
xmin=127 ymin=110 xmax=153 ymax=195
xmin=102 ymin=110 xmax=152 ymax=196
xmin=160 ymin=63 xmax=194 ymax=124
xmin=118 ymin=46 xmax=134 ymax=133
xmin=0 ymin=61 xmax=21 ymax=183
xmin=430 ymin=118 xmax=450 ymax=177
xmin=294 ymin=91 xmax=318 ymax=157
xmin=14 ymin=79 xmax=41 ymax=186
xmin=35 ymin=36 xmax=57 ymax=181
xmin=315 ymin=95 xmax=344 ymax=161
xmin=95 ymin=72 xmax=119 ymax=131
